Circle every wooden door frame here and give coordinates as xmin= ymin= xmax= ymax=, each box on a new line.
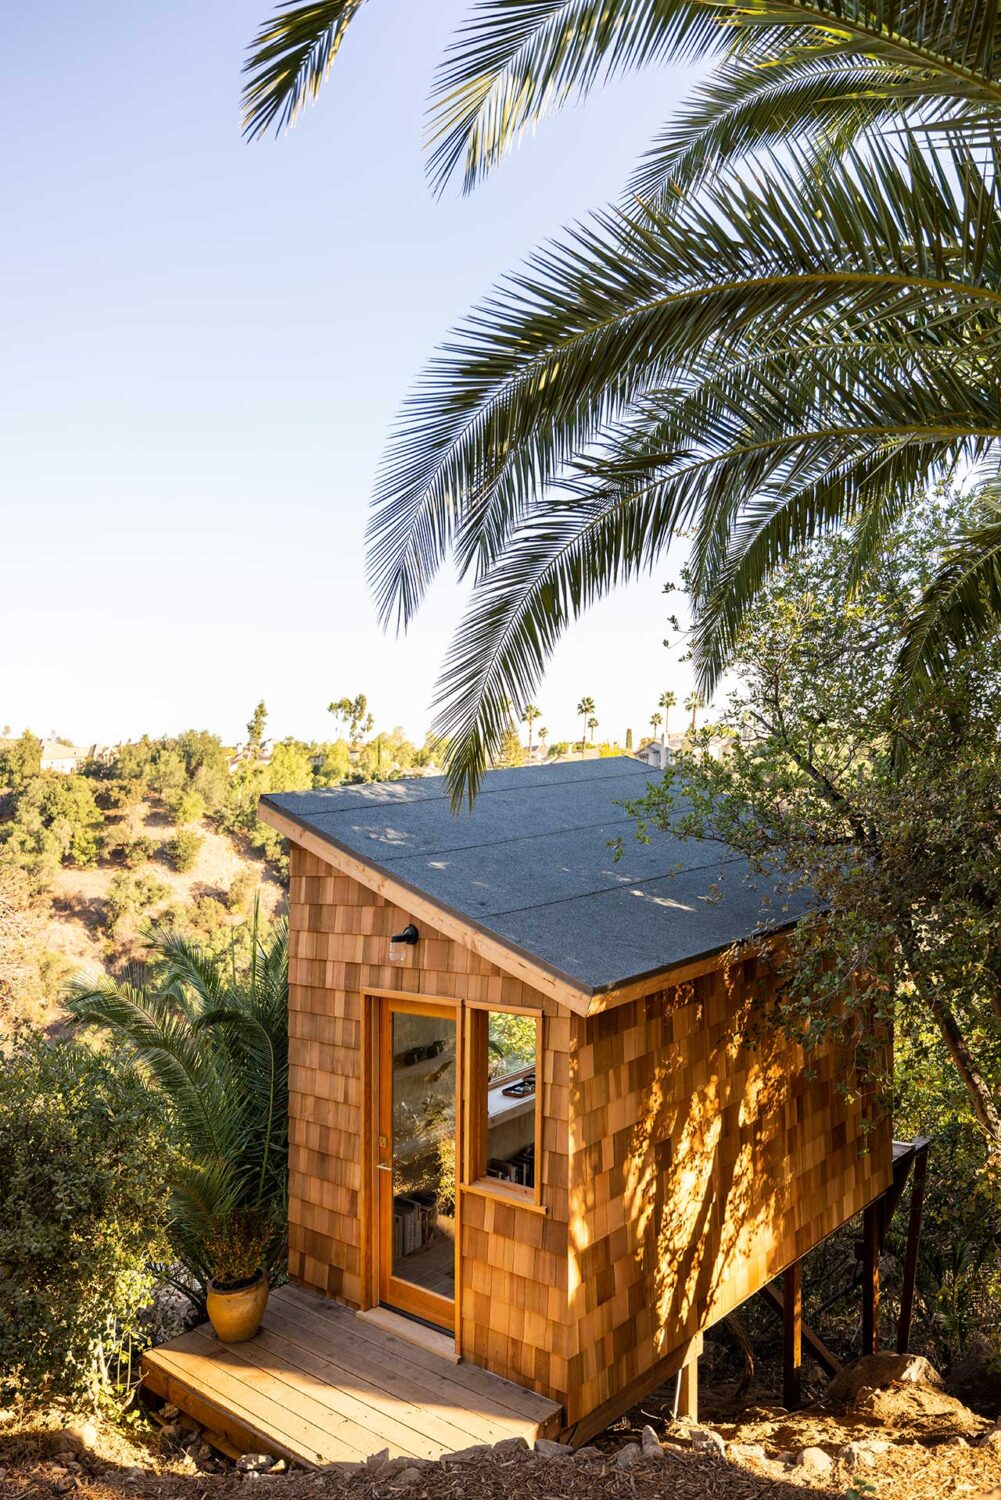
xmin=361 ymin=990 xmax=464 ymax=1348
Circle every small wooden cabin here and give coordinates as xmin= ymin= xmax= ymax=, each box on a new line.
xmin=259 ymin=757 xmax=892 ymax=1439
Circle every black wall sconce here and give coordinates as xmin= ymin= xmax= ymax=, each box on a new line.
xmin=388 ymin=923 xmax=419 ymax=965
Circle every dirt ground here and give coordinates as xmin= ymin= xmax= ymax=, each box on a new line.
xmin=3 ymin=1372 xmax=1000 ymax=1500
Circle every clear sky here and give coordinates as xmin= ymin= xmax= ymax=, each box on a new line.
xmin=2 ymin=2 xmax=701 ymax=751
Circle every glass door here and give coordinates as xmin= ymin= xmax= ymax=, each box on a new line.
xmin=377 ymin=998 xmax=457 ymax=1332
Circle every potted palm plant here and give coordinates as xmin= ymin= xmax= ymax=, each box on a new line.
xmin=67 ymin=906 xmax=289 ymax=1335
xmin=203 ymin=1208 xmax=275 ymax=1343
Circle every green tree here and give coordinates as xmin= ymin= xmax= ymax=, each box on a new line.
xmin=493 ymin=724 xmax=524 ymax=768
xmin=522 ymin=704 xmax=541 ymax=760
xmin=684 ymin=691 xmax=704 ymax=735
xmin=625 ymin=727 xmax=633 ymax=751
xmin=169 ymin=787 xmax=206 ymax=826
xmin=649 ymin=711 xmax=662 ymax=743
xmin=628 ymin=493 xmax=1001 ymax=1161
xmin=67 ymin=915 xmax=288 ymax=1302
xmin=0 ymin=1037 xmax=169 ymax=1402
xmin=0 ymin=731 xmax=42 ymax=791
xmin=328 ymin=693 xmax=373 ymax=745
xmin=658 ymin=691 xmax=676 ymax=748
xmin=245 ymin=2 xmax=1001 ymax=805
xmin=312 ymin=738 xmax=352 ymax=786
xmin=166 ymin=828 xmax=203 ymax=873
xmin=586 ymin=715 xmax=598 ymax=743
xmin=1 ymin=774 xmax=103 ymax=875
xmin=538 ymin=726 xmax=549 ymax=756
xmin=576 ymin=697 xmax=595 ymax=755
xmin=246 ymin=700 xmax=268 ymax=756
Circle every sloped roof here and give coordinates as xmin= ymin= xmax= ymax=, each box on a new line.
xmin=261 ymin=757 xmax=811 ymax=1003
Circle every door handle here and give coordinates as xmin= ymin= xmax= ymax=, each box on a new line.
xmin=376 ymin=1163 xmax=392 ymax=1172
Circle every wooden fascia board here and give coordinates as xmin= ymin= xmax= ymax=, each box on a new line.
xmin=258 ymin=800 xmax=593 ymax=1016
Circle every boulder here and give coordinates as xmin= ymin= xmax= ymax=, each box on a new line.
xmin=615 ymin=1443 xmax=645 ymax=1469
xmin=441 ymin=1443 xmax=492 ymax=1466
xmin=795 ymin=1446 xmax=833 ymax=1474
xmin=690 ymin=1427 xmax=727 ymax=1458
xmin=827 ymin=1353 xmax=942 ymax=1406
xmin=493 ymin=1436 xmax=530 ymax=1457
xmin=236 ymin=1454 xmax=274 ymax=1474
xmin=391 ymin=1468 xmax=424 ymax=1490
xmin=640 ymin=1425 xmax=665 ymax=1458
xmin=534 ymin=1439 xmax=573 ymax=1458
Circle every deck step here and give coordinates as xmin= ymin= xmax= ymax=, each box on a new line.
xmin=355 ymin=1306 xmax=459 ymax=1363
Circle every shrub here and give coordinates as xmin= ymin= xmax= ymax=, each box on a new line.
xmin=0 ymin=1037 xmax=170 ymax=1403
xmin=226 ymin=868 xmax=256 ymax=913
xmin=105 ymin=871 xmax=168 ymax=934
xmin=115 ymin=835 xmax=154 ymax=869
xmin=166 ymin=829 xmax=203 ymax=872
xmin=168 ymin=789 xmax=206 ymax=827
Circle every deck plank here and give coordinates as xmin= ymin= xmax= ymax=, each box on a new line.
xmin=264 ymin=1297 xmax=537 ymax=1442
xmin=184 ymin=1321 xmax=489 ymax=1457
xmin=141 ymin=1283 xmax=562 ymax=1469
xmin=294 ymin=1287 xmax=559 ymax=1422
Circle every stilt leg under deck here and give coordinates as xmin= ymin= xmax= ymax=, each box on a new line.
xmin=782 ymin=1260 xmax=803 ymax=1410
xmin=677 ymin=1355 xmax=698 ymax=1423
xmin=862 ymin=1201 xmax=880 ymax=1356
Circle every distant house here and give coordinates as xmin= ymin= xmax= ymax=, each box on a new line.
xmin=634 ymin=732 xmax=735 ymax=768
xmin=633 ymin=734 xmax=686 ymax=769
xmin=39 ymin=740 xmax=87 ymax=773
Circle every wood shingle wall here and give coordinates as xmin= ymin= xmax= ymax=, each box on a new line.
xmin=287 ymin=846 xmax=571 ymax=1402
xmin=565 ymin=955 xmax=892 ymax=1426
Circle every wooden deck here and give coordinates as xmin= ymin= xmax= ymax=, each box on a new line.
xmin=141 ymin=1284 xmax=562 ymax=1468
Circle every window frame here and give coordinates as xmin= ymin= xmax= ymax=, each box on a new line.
xmin=462 ymin=1001 xmax=544 ymax=1210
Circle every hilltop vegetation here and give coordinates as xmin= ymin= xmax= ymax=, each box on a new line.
xmin=0 ymin=699 xmax=444 ymax=1031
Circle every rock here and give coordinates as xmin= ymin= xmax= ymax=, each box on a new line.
xmin=615 ymin=1443 xmax=644 ymax=1469
xmin=728 ymin=1442 xmax=766 ymax=1462
xmin=441 ymin=1443 xmax=492 ymax=1466
xmin=576 ymin=1446 xmax=601 ymax=1458
xmin=391 ymin=1469 xmax=424 ymax=1490
xmin=827 ymin=1353 xmax=943 ymax=1405
xmin=493 ymin=1436 xmax=530 ymax=1457
xmin=371 ymin=1458 xmax=413 ymax=1478
xmin=839 ymin=1442 xmax=876 ymax=1470
xmin=236 ymin=1454 xmax=274 ymax=1474
xmin=271 ymin=1460 xmax=288 ymax=1473
xmin=161 ymin=1404 xmax=180 ymax=1420
xmin=982 ymin=1425 xmax=1001 ymax=1449
xmin=795 ymin=1446 xmax=833 ymax=1474
xmin=690 ymin=1427 xmax=727 ymax=1458
xmin=534 ymin=1439 xmax=573 ymax=1458
xmin=640 ymin=1425 xmax=665 ymax=1458
xmin=366 ymin=1448 xmax=391 ymax=1469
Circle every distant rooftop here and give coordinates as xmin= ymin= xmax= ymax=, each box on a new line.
xmin=262 ymin=757 xmax=811 ymax=998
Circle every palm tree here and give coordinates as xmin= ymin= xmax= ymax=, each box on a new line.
xmin=538 ymin=726 xmax=549 ymax=756
xmin=586 ymin=715 xmax=599 ymax=743
xmin=685 ymin=692 xmax=705 ymax=735
xmin=658 ymin=691 xmax=676 ymax=751
xmin=245 ymin=2 xmax=1001 ymax=805
xmin=522 ymin=703 xmax=541 ymax=760
xmin=577 ymin=697 xmax=595 ymax=756
xmin=649 ymin=712 xmax=663 ymax=743
xmin=66 ymin=913 xmax=288 ymax=1303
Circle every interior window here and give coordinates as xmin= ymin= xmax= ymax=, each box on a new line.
xmin=468 ymin=1009 xmax=539 ymax=1196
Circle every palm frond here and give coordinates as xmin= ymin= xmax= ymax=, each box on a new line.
xmin=243 ymin=0 xmax=368 ymax=140
xmin=899 ymin=488 xmax=1001 ymax=678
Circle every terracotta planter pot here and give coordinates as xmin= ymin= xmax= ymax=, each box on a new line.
xmin=206 ymin=1269 xmax=269 ymax=1343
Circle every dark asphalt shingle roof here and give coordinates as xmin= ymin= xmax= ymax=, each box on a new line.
xmin=262 ymin=757 xmax=811 ymax=996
